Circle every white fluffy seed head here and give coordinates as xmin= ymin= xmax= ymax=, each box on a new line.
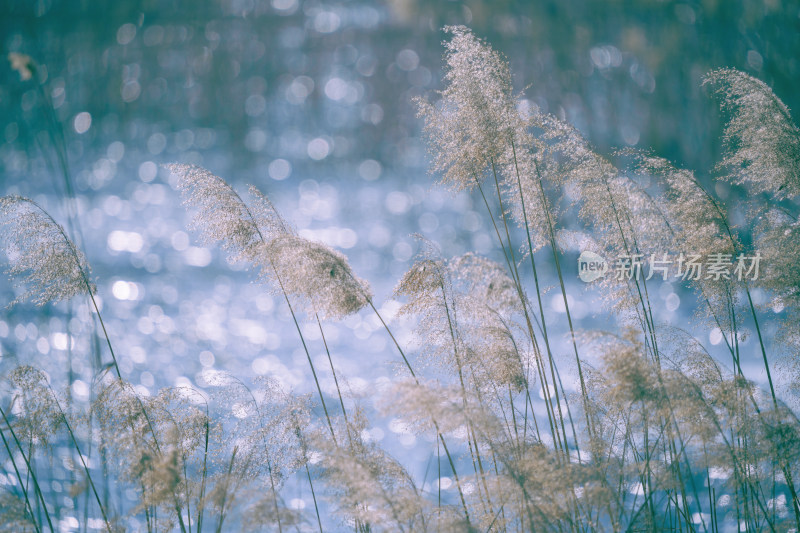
xmin=704 ymin=68 xmax=800 ymax=200
xmin=170 ymin=164 xmax=369 ymax=319
xmin=169 ymin=164 xmax=277 ymax=264
xmin=0 ymin=195 xmax=94 ymax=306
xmin=261 ymin=235 xmax=372 ymax=320
xmin=416 ymin=26 xmax=522 ymax=191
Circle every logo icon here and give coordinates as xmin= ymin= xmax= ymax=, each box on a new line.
xmin=578 ymin=251 xmax=608 ymax=282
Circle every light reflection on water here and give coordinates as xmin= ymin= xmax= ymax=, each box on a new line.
xmin=1 ymin=0 xmax=797 ymax=527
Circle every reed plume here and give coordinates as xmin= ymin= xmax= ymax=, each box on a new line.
xmin=170 ymin=164 xmax=372 ymax=319
xmin=704 ymin=68 xmax=800 ymax=200
xmin=0 ymin=196 xmax=94 ymax=306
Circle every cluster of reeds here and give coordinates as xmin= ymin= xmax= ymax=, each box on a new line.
xmin=1 ymin=28 xmax=799 ymax=531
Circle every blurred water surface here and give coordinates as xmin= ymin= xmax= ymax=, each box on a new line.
xmin=1 ymin=0 xmax=798 ymax=529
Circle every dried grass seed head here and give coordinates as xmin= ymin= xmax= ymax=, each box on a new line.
xmin=755 ymin=210 xmax=800 ymax=309
xmin=170 ymin=164 xmax=369 ymax=319
xmin=0 ymin=196 xmax=94 ymax=306
xmin=704 ymin=68 xmax=800 ymax=200
xmin=393 ymin=236 xmax=448 ymax=306
xmin=417 ymin=26 xmax=522 ymax=191
xmin=499 ymin=136 xmax=553 ymax=253
xmin=6 ymin=365 xmax=63 ymax=446
xmin=394 ymin=258 xmax=446 ymax=304
xmin=169 ymin=164 xmax=285 ymax=264
xmin=526 ymin=115 xmax=652 ymax=258
xmin=265 ymin=234 xmax=372 ymax=319
xmin=626 ymin=152 xmax=747 ymax=331
xmin=449 ymin=252 xmax=520 ymax=315
xmin=628 ymin=152 xmax=732 ymax=257
xmin=315 ymin=423 xmax=428 ymax=530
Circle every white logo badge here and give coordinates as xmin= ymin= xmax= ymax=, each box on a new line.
xmin=578 ymin=251 xmax=608 ymax=282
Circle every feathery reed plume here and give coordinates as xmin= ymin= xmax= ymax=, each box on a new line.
xmin=4 ymin=23 xmax=800 ymax=533
xmin=264 ymin=235 xmax=372 ymax=320
xmin=625 ymin=152 xmax=800 ymax=525
xmin=238 ymin=379 xmax=313 ymax=531
xmin=93 ymin=379 xmax=194 ymax=531
xmin=169 ymin=164 xmax=277 ymax=263
xmin=626 ymin=152 xmax=731 ymax=257
xmin=170 ymin=164 xmax=372 ymax=319
xmin=417 ymin=29 xmax=588 ymax=464
xmin=382 ymin=378 xmax=492 ymax=444
xmin=756 ymin=209 xmax=800 ymax=308
xmin=491 ymin=441 xmax=603 ymax=531
xmin=704 ymin=68 xmax=800 ymax=200
xmin=0 ymin=369 xmax=57 ymax=532
xmin=316 ymin=407 xmax=432 ymax=531
xmin=5 ymin=366 xmax=63 ymax=448
xmin=5 ymin=365 xmax=116 ymax=531
xmin=755 ymin=210 xmax=800 ymax=359
xmin=582 ymin=325 xmax=800 ymax=530
xmin=0 ymin=492 xmax=36 ymax=532
xmin=208 ymin=375 xmax=312 ymax=496
xmin=582 ymin=332 xmax=699 ymax=528
xmin=380 ymin=379 xmax=497 ymax=525
xmin=0 ymin=196 xmax=94 ymax=306
xmin=625 ymin=152 xmax=740 ymax=330
xmin=531 ymin=120 xmax=670 ymax=306
xmin=393 ymin=239 xmax=520 ymax=389
xmin=152 ymin=387 xmax=215 ymax=531
xmin=416 ymin=26 xmax=521 ymax=191
xmin=182 ymin=167 xmax=470 ymax=526
xmin=497 ymin=132 xmax=553 ymax=255
xmin=384 ymin=378 xmax=602 ymax=530
xmin=449 ymin=252 xmax=521 ymax=317
xmin=393 ymin=239 xmax=455 ymax=370
xmin=597 ymin=332 xmax=661 ymax=407
xmin=209 ymin=383 xmax=313 ymax=533
xmin=244 ymin=501 xmax=307 ymax=533
xmin=395 ymin=244 xmax=550 ymax=524
xmin=445 ymin=253 xmax=529 ymax=392
xmin=391 ymin=239 xmax=486 ymax=523
xmin=171 ymin=163 xmax=369 ymax=455
xmin=0 ymin=195 xmax=125 ymax=385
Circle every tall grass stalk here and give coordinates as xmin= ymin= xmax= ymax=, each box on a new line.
xmin=171 ymin=166 xmax=339 ymax=441
xmin=0 ymin=404 xmax=54 ymax=532
xmin=0 ymin=407 xmax=41 ymax=533
xmin=44 ymin=382 xmax=112 ymax=531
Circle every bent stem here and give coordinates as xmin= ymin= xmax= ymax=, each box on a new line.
xmin=0 ymin=404 xmax=55 ymax=533
xmin=365 ymin=298 xmax=471 ymax=524
xmin=674 ymin=175 xmax=800 ymax=526
xmin=528 ymin=157 xmax=594 ymax=440
xmin=23 ymin=201 xmax=176 ymax=520
xmin=196 ymin=178 xmax=339 ymax=445
xmin=0 ymin=414 xmax=41 ymax=533
xmin=316 ymin=312 xmax=352 ymax=443
xmin=46 ymin=388 xmax=113 ymax=532
xmin=472 ymin=172 xmax=565 ymax=457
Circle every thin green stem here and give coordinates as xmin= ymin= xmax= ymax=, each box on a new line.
xmin=0 ymin=404 xmax=54 ymax=532
xmin=0 ymin=418 xmax=40 ymax=533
